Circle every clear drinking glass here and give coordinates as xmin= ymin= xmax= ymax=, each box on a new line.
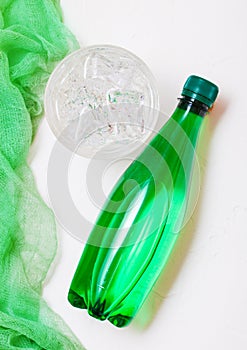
xmin=45 ymin=45 xmax=159 ymax=158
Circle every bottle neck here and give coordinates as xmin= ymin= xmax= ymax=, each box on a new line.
xmin=177 ymin=96 xmax=209 ymax=117
xmin=157 ymin=96 xmax=208 ymax=151
xmin=160 ymin=95 xmax=207 ymax=149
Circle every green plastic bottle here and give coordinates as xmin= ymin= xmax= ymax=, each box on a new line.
xmin=68 ymin=75 xmax=219 ymax=327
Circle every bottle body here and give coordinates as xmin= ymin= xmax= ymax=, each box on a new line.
xmin=68 ymin=97 xmax=207 ymax=327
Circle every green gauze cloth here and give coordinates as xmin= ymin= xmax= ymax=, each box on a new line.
xmin=0 ymin=1 xmax=84 ymax=349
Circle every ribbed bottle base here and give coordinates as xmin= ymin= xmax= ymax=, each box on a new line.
xmin=68 ymin=289 xmax=132 ymax=327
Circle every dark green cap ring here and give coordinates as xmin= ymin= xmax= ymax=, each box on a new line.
xmin=182 ymin=75 xmax=219 ymax=108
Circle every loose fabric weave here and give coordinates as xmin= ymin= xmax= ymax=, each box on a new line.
xmin=0 ymin=1 xmax=84 ymax=349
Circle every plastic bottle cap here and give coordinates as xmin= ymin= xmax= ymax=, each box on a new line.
xmin=182 ymin=75 xmax=219 ymax=108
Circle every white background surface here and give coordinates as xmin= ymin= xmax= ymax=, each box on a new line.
xmin=30 ymin=0 xmax=247 ymax=349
